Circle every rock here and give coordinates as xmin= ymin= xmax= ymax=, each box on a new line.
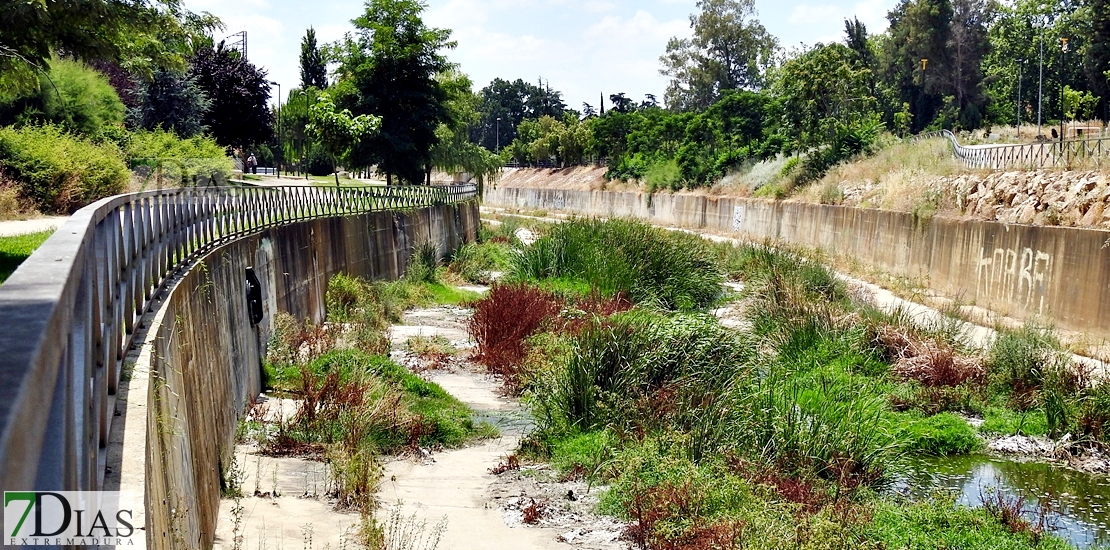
xmin=1017 ymin=202 xmax=1038 ymax=224
xmin=1080 ymin=202 xmax=1104 ymax=227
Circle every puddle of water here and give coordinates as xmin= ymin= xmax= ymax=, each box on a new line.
xmin=472 ymin=408 xmax=535 ymax=438
xmin=894 ymin=455 xmax=1110 ymax=548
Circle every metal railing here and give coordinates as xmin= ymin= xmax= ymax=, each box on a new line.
xmin=0 ymin=183 xmax=477 ymax=495
xmin=918 ymin=129 xmax=1110 ymax=170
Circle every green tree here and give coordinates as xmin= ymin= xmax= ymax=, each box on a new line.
xmin=1084 ymin=0 xmax=1110 ymax=119
xmin=0 ymin=58 xmax=125 ymax=137
xmin=128 ymin=67 xmax=210 ymax=137
xmin=0 ymin=0 xmax=221 ymax=97
xmin=300 ymin=27 xmax=328 ymax=90
xmin=473 ymin=77 xmax=566 ymax=151
xmin=307 ymin=92 xmax=379 ymax=184
xmin=332 ymin=0 xmax=455 ymax=185
xmin=660 ymin=0 xmax=778 ymax=111
xmin=880 ymin=0 xmax=954 ymax=131
xmin=430 ymin=70 xmax=501 ymax=184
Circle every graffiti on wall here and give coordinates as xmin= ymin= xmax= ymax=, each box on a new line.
xmin=976 ymin=245 xmax=1052 ymax=315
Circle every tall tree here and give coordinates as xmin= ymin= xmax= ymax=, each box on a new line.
xmin=332 ymin=0 xmax=455 ymax=184
xmin=189 ymin=43 xmax=273 ymax=151
xmin=1085 ymin=0 xmax=1110 ymax=120
xmin=659 ymin=0 xmax=778 ymax=111
xmin=472 ymin=78 xmax=565 ymax=152
xmin=128 ymin=67 xmax=211 ymax=137
xmin=300 ymin=27 xmax=328 ymax=90
xmin=880 ymin=0 xmax=954 ymax=131
xmin=945 ymin=0 xmax=993 ymax=128
xmin=430 ymin=70 xmax=501 ymax=183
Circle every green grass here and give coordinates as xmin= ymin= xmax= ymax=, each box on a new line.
xmin=867 ymin=498 xmax=1072 ymax=550
xmin=894 ymin=411 xmax=982 ymax=456
xmin=0 ymin=230 xmax=54 ymax=283
xmin=509 ymin=217 xmax=724 ymax=311
xmin=424 ymin=282 xmax=482 ymax=305
xmin=980 ymin=407 xmax=1049 ymax=437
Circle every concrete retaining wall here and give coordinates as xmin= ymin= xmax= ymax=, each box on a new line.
xmin=143 ymin=201 xmax=479 ymax=548
xmin=485 ymin=186 xmax=1110 ymax=340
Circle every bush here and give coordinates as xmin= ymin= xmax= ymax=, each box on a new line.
xmin=447 ymin=241 xmax=510 ymax=284
xmin=126 ymin=128 xmax=233 ymax=187
xmin=0 ymin=124 xmax=127 ymax=212
xmin=510 ymin=217 xmax=724 ymax=311
xmin=0 ymin=59 xmax=125 ymax=137
xmin=988 ymin=323 xmax=1067 ymax=409
xmin=468 ymin=282 xmax=562 ymax=387
xmin=896 ymin=412 xmax=981 ymax=456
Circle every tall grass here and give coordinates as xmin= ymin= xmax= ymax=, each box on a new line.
xmin=510 ymin=217 xmax=724 ymax=311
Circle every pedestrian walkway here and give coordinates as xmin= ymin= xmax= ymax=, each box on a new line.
xmin=0 ymin=216 xmax=67 ymax=237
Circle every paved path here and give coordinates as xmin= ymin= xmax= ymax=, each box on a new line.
xmin=0 ymin=216 xmax=67 ymax=237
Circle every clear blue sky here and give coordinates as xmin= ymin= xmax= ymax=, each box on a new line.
xmin=182 ymin=0 xmax=898 ymax=111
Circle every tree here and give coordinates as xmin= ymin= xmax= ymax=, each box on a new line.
xmin=609 ymin=93 xmax=636 ymax=113
xmin=430 ymin=70 xmax=501 ymax=184
xmin=307 ymin=92 xmax=379 ymax=184
xmin=0 ymin=58 xmax=126 ymax=137
xmin=332 ymin=0 xmax=455 ymax=185
xmin=774 ymin=43 xmax=876 ymax=149
xmin=0 ymin=0 xmax=221 ymax=97
xmin=879 ymin=0 xmax=955 ymax=131
xmin=660 ymin=0 xmax=778 ymax=111
xmin=300 ymin=27 xmax=328 ymax=90
xmin=473 ymin=77 xmax=566 ymax=151
xmin=189 ymin=43 xmax=274 ymax=151
xmin=1085 ymin=0 xmax=1110 ymax=120
xmin=128 ymin=67 xmax=210 ymax=137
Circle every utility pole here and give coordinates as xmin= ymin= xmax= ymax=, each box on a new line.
xmin=1017 ymin=59 xmax=1024 ymax=138
xmin=1037 ymin=18 xmax=1045 ymax=137
xmin=495 ymin=117 xmax=501 ymax=153
xmin=1060 ymin=37 xmax=1069 ymax=144
xmin=269 ymin=81 xmax=281 ymax=178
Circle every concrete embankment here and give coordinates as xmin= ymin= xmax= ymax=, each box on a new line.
xmin=119 ymin=202 xmax=478 ymax=549
xmin=483 ymin=186 xmax=1110 ymax=343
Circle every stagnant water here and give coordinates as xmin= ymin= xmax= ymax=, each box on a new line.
xmin=895 ymin=455 xmax=1110 ymax=548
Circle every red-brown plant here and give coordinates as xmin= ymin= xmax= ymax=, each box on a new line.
xmin=468 ymin=283 xmax=562 ymax=382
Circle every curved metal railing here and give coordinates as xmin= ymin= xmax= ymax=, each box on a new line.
xmin=0 ymin=183 xmax=477 ymax=494
xmin=917 ymin=129 xmax=1110 ymax=170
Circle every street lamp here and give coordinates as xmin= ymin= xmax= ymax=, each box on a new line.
xmin=269 ymin=80 xmax=281 ymax=178
xmin=495 ymin=117 xmax=501 ymax=153
xmin=1060 ymin=37 xmax=1069 ymax=144
xmin=1016 ymin=59 xmax=1024 ymax=138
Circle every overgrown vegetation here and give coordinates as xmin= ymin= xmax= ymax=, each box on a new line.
xmin=252 ymin=244 xmax=494 ymax=543
xmin=464 ymin=217 xmax=1090 ymax=549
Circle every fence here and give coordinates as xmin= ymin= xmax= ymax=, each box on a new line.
xmin=920 ymin=129 xmax=1110 ymax=170
xmin=0 ymin=183 xmax=478 ymax=495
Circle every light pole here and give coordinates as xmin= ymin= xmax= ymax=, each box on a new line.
xmin=495 ymin=117 xmax=501 ymax=153
xmin=1060 ymin=37 xmax=1069 ymax=144
xmin=1037 ymin=16 xmax=1046 ymax=137
xmin=269 ymin=80 xmax=281 ymax=177
xmin=1017 ymin=59 xmax=1024 ymax=138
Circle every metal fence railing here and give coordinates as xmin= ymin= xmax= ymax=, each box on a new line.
xmin=0 ymin=183 xmax=478 ymax=495
xmin=917 ymin=129 xmax=1110 ymax=170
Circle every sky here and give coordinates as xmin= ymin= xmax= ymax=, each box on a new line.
xmin=181 ymin=0 xmax=899 ymax=111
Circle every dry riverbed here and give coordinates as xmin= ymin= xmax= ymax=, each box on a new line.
xmin=213 ymin=302 xmax=630 ymax=550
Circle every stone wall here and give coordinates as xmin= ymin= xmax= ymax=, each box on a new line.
xmin=143 ymin=201 xmax=479 ymax=548
xmin=485 ymin=186 xmax=1110 ymax=339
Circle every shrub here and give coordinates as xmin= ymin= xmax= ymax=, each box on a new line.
xmin=896 ymin=412 xmax=981 ymax=456
xmin=510 ymin=218 xmax=723 ymax=311
xmin=126 ymin=128 xmax=233 ymax=187
xmin=988 ymin=323 xmax=1067 ymax=410
xmin=0 ymin=123 xmax=127 ymax=212
xmin=447 ymin=241 xmax=510 ymax=284
xmin=0 ymin=58 xmax=125 ymax=137
xmin=468 ymin=283 xmax=562 ymax=387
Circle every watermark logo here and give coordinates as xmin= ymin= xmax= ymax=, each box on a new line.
xmin=4 ymin=491 xmax=136 ymax=546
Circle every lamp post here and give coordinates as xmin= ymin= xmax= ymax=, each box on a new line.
xmin=495 ymin=117 xmax=501 ymax=153
xmin=1016 ymin=59 xmax=1024 ymax=138
xmin=1037 ymin=15 xmax=1047 ymax=137
xmin=269 ymin=80 xmax=281 ymax=178
xmin=1060 ymin=37 xmax=1069 ymax=145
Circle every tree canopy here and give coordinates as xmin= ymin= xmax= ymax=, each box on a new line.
xmin=300 ymin=27 xmax=328 ymax=90
xmin=331 ymin=0 xmax=455 ymax=184
xmin=189 ymin=43 xmax=273 ymax=151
